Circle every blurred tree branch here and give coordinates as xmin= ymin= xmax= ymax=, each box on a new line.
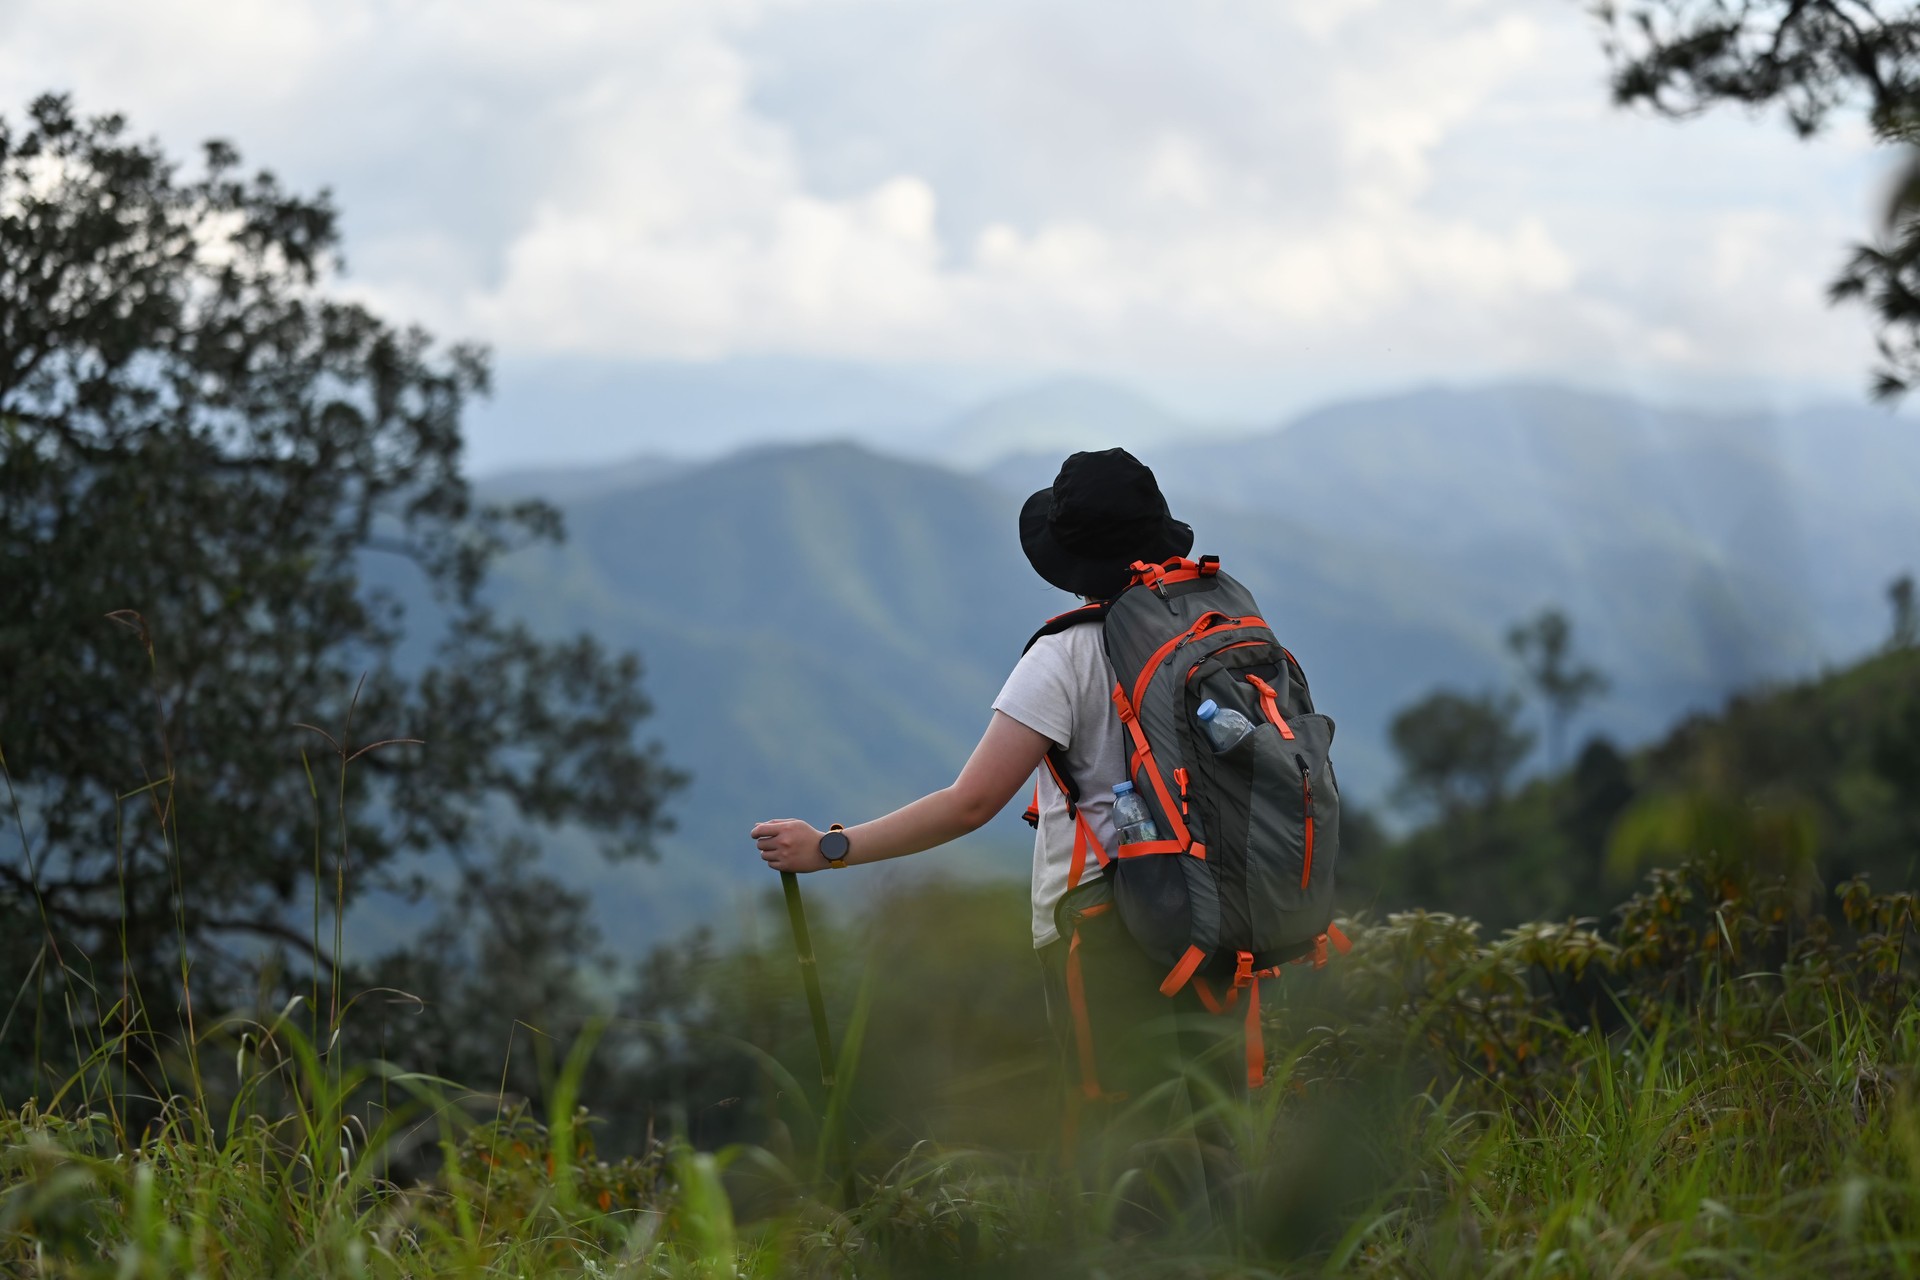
xmin=1597 ymin=0 xmax=1920 ymax=396
xmin=0 ymin=94 xmax=684 ymax=1028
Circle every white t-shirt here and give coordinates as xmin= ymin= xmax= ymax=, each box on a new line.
xmin=991 ymin=623 xmax=1128 ymax=948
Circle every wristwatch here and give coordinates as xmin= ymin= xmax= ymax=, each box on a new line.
xmin=819 ymin=823 xmax=851 ymax=869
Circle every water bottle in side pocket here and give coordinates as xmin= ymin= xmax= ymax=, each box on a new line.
xmin=1196 ymin=698 xmax=1255 ymax=752
xmin=1112 ymin=781 xmax=1160 ymax=845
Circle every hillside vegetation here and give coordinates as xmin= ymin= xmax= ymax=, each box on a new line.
xmin=4 ymin=853 xmax=1917 ymax=1275
xmin=472 ymin=388 xmax=1920 ymax=953
xmin=5 ymin=649 xmax=1920 ymax=1276
xmin=1356 ymin=645 xmax=1920 ymax=930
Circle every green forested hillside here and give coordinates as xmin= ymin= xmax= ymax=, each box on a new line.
xmin=483 ymin=444 xmax=1059 ymax=935
xmin=466 ymin=387 xmax=1920 ymax=950
xmin=19 ymin=742 xmax=1920 ymax=1278
xmin=1352 ymin=644 xmax=1920 ymax=928
xmin=478 ymin=442 xmax=1491 ymax=941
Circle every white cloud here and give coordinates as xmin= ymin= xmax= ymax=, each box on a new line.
xmin=0 ymin=0 xmax=1888 ymax=398
xmin=1140 ymin=132 xmax=1218 ymax=209
xmin=434 ymin=0 xmax=1586 ymax=367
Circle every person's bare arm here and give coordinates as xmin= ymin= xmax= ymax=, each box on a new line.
xmin=753 ymin=711 xmax=1053 ymax=873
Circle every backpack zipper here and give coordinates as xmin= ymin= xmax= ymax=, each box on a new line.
xmin=1133 ymin=615 xmax=1270 ymax=711
xmin=1296 ymin=753 xmax=1314 ymax=890
xmin=1183 ymin=640 xmax=1269 ymax=684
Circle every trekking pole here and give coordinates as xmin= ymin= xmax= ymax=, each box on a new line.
xmin=780 ymin=868 xmax=856 ymax=1207
xmin=780 ymin=870 xmax=837 ymax=1089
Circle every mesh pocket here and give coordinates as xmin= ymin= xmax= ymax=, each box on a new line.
xmin=1053 ymin=873 xmax=1114 ymax=940
xmin=1110 ymin=855 xmax=1193 ymax=969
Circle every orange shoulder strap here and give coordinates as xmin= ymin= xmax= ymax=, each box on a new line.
xmin=1041 ymin=756 xmax=1109 ymax=890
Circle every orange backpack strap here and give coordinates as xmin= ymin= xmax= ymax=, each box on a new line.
xmin=1128 ymin=556 xmax=1213 ymax=590
xmin=1068 ymin=809 xmax=1103 ymax=890
xmin=1159 ymin=944 xmax=1208 ymax=997
xmin=1228 ymin=951 xmax=1284 ymax=1089
xmin=1244 ymin=673 xmax=1295 ymax=740
xmin=1243 ymin=974 xmax=1266 ymax=1089
xmin=1064 ymin=904 xmax=1122 ymax=1103
xmin=1110 ymin=683 xmax=1193 ymax=848
xmin=1311 ymin=923 xmax=1352 ymax=968
xmin=1022 ymin=600 xmax=1111 ymax=655
xmin=1020 ymin=601 xmax=1113 ymax=875
xmin=1043 ymin=755 xmax=1109 ymax=890
xmin=1176 ymin=935 xmax=1353 ymax=1090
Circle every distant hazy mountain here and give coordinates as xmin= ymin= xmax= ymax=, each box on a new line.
xmin=1142 ymin=384 xmax=1920 ymax=681
xmin=482 ymin=445 xmax=1060 ymax=940
xmin=480 ymin=454 xmax=691 ymax=503
xmin=466 ymin=354 xmax=962 ymax=466
xmin=929 ymin=377 xmax=1192 ymax=469
xmin=480 ymin=441 xmax=1482 ymax=944
xmin=988 ymin=383 xmax=1920 ymax=711
xmin=467 ymin=383 xmax=1918 ymax=953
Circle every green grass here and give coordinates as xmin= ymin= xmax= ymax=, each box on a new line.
xmin=4 ymin=847 xmax=1920 ymax=1277
xmin=5 ymin=669 xmax=1919 ymax=1276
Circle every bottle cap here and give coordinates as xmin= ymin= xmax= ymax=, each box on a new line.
xmin=1196 ymin=699 xmax=1218 ymax=721
xmin=1112 ymin=781 xmax=1134 ymax=796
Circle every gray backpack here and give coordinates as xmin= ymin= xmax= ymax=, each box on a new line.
xmin=1026 ymin=555 xmax=1349 ymax=1091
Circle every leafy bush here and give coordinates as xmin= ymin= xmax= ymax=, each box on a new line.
xmin=6 ymin=847 xmax=1920 ymax=1277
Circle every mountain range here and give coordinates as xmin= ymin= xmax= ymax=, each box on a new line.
xmin=470 ymin=381 xmax=1920 ymax=952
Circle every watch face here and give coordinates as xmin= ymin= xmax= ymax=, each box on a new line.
xmin=819 ymin=830 xmax=851 ymax=861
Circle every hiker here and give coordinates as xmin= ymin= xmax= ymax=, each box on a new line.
xmin=752 ymin=448 xmax=1240 ymax=1106
xmin=756 ymin=447 xmax=1347 ymax=1213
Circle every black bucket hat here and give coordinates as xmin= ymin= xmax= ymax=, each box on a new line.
xmin=1020 ymin=448 xmax=1194 ymax=599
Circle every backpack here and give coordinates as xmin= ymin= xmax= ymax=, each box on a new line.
xmin=1023 ymin=554 xmax=1350 ymax=1094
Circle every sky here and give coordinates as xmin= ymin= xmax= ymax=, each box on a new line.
xmin=1 ymin=0 xmax=1892 ymax=468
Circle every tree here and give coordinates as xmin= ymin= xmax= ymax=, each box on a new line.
xmin=1506 ymin=608 xmax=1610 ymax=772
xmin=0 ymin=96 xmax=682 ymax=1042
xmin=1388 ymin=689 xmax=1536 ymax=819
xmin=358 ymin=838 xmax=615 ymax=1132
xmin=1892 ymin=572 xmax=1919 ymax=648
xmin=1596 ymin=1 xmax=1920 ymax=397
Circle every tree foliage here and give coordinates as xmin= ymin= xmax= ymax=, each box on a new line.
xmin=1506 ymin=608 xmax=1609 ymax=771
xmin=1890 ymin=571 xmax=1918 ymax=647
xmin=1387 ymin=689 xmax=1535 ymax=819
xmin=1601 ymin=0 xmax=1920 ymax=134
xmin=1359 ymin=640 xmax=1920 ymax=930
xmin=1598 ymin=0 xmax=1920 ymax=396
xmin=0 ymin=95 xmax=681 ymax=1021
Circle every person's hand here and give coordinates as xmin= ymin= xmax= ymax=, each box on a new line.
xmin=753 ymin=818 xmax=828 ymax=873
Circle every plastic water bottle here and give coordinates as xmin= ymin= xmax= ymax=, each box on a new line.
xmin=1196 ymin=699 xmax=1255 ymax=752
xmin=1112 ymin=781 xmax=1160 ymax=845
